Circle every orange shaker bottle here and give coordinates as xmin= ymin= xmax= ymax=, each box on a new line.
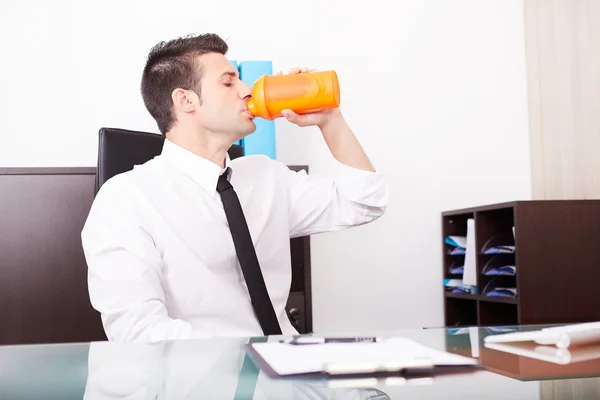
xmin=247 ymin=70 xmax=340 ymax=120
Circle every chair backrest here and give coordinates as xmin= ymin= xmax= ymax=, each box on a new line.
xmin=95 ymin=127 xmax=244 ymax=194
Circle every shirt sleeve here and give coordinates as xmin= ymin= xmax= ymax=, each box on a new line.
xmin=281 ymin=159 xmax=389 ymax=238
xmin=81 ymin=176 xmax=210 ymax=343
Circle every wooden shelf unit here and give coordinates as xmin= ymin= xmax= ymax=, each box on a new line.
xmin=442 ymin=200 xmax=600 ymax=327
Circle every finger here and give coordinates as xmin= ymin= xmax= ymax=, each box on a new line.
xmin=281 ymin=109 xmax=297 ymax=118
xmin=274 ymin=71 xmax=283 ymax=76
xmin=300 ymin=67 xmax=309 ymax=73
xmin=289 ymin=67 xmax=301 ymax=74
xmin=309 ymin=68 xmax=319 ymax=72
xmin=281 ymin=109 xmax=305 ymax=124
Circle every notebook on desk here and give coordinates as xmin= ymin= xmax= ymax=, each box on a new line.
xmin=245 ymin=337 xmax=480 ymax=378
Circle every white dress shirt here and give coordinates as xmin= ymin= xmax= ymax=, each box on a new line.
xmin=81 ymin=139 xmax=388 ymax=343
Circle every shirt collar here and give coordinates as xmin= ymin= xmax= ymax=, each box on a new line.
xmin=160 ymin=139 xmax=232 ymax=197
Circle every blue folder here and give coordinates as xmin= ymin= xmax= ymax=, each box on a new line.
xmin=229 ymin=60 xmax=243 ymax=147
xmin=239 ymin=61 xmax=276 ymax=159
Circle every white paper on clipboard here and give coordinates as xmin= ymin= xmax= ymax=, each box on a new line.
xmin=247 ymin=338 xmax=479 ymax=377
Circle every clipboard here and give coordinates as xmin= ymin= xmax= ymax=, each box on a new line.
xmin=245 ymin=337 xmax=480 ymax=378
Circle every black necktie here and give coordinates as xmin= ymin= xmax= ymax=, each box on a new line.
xmin=217 ymin=172 xmax=282 ymax=335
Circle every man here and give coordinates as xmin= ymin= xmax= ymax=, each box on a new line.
xmin=81 ymin=33 xmax=388 ymax=343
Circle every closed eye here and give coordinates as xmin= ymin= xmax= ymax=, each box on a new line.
xmin=223 ymin=83 xmax=233 ymax=87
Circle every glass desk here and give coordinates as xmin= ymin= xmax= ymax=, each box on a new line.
xmin=1 ymin=324 xmax=600 ymax=399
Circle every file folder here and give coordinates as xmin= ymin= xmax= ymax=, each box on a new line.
xmin=480 ymin=233 xmax=515 ymax=254
xmin=448 ymin=247 xmax=466 ymax=255
xmin=463 ymin=218 xmax=477 ymax=287
xmin=482 ymin=276 xmax=517 ymax=298
xmin=229 ymin=59 xmax=243 ymax=148
xmin=245 ymin=337 xmax=479 ymax=378
xmin=482 ymin=255 xmax=516 ymax=276
xmin=445 ymin=236 xmax=466 ymax=248
xmin=238 ymin=61 xmax=276 ymax=159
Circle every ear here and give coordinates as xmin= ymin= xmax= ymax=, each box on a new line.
xmin=171 ymin=88 xmax=198 ymax=113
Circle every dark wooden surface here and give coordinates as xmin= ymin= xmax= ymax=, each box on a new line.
xmin=516 ymin=201 xmax=600 ymax=325
xmin=442 ymin=200 xmax=600 ymax=327
xmin=0 ymin=169 xmax=106 ymax=345
xmin=0 ymin=167 xmax=313 ymax=345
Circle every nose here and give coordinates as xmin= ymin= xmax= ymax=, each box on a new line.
xmin=240 ymin=81 xmax=253 ymax=100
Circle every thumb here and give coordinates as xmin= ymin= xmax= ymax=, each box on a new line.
xmin=281 ymin=109 xmax=304 ymax=124
xmin=281 ymin=109 xmax=295 ymax=118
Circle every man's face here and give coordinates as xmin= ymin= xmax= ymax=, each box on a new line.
xmin=193 ymin=53 xmax=256 ymax=139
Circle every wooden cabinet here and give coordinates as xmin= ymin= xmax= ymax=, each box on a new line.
xmin=443 ymin=200 xmax=600 ymax=327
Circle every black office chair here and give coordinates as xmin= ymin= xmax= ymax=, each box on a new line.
xmin=94 ymin=127 xmax=244 ymax=195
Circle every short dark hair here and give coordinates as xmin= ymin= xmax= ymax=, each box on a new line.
xmin=140 ymin=33 xmax=229 ymax=135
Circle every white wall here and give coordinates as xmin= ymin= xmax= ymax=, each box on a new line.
xmin=0 ymin=0 xmax=532 ymax=332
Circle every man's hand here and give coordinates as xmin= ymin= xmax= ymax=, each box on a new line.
xmin=275 ymin=67 xmax=375 ymax=173
xmin=275 ymin=67 xmax=343 ymax=129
